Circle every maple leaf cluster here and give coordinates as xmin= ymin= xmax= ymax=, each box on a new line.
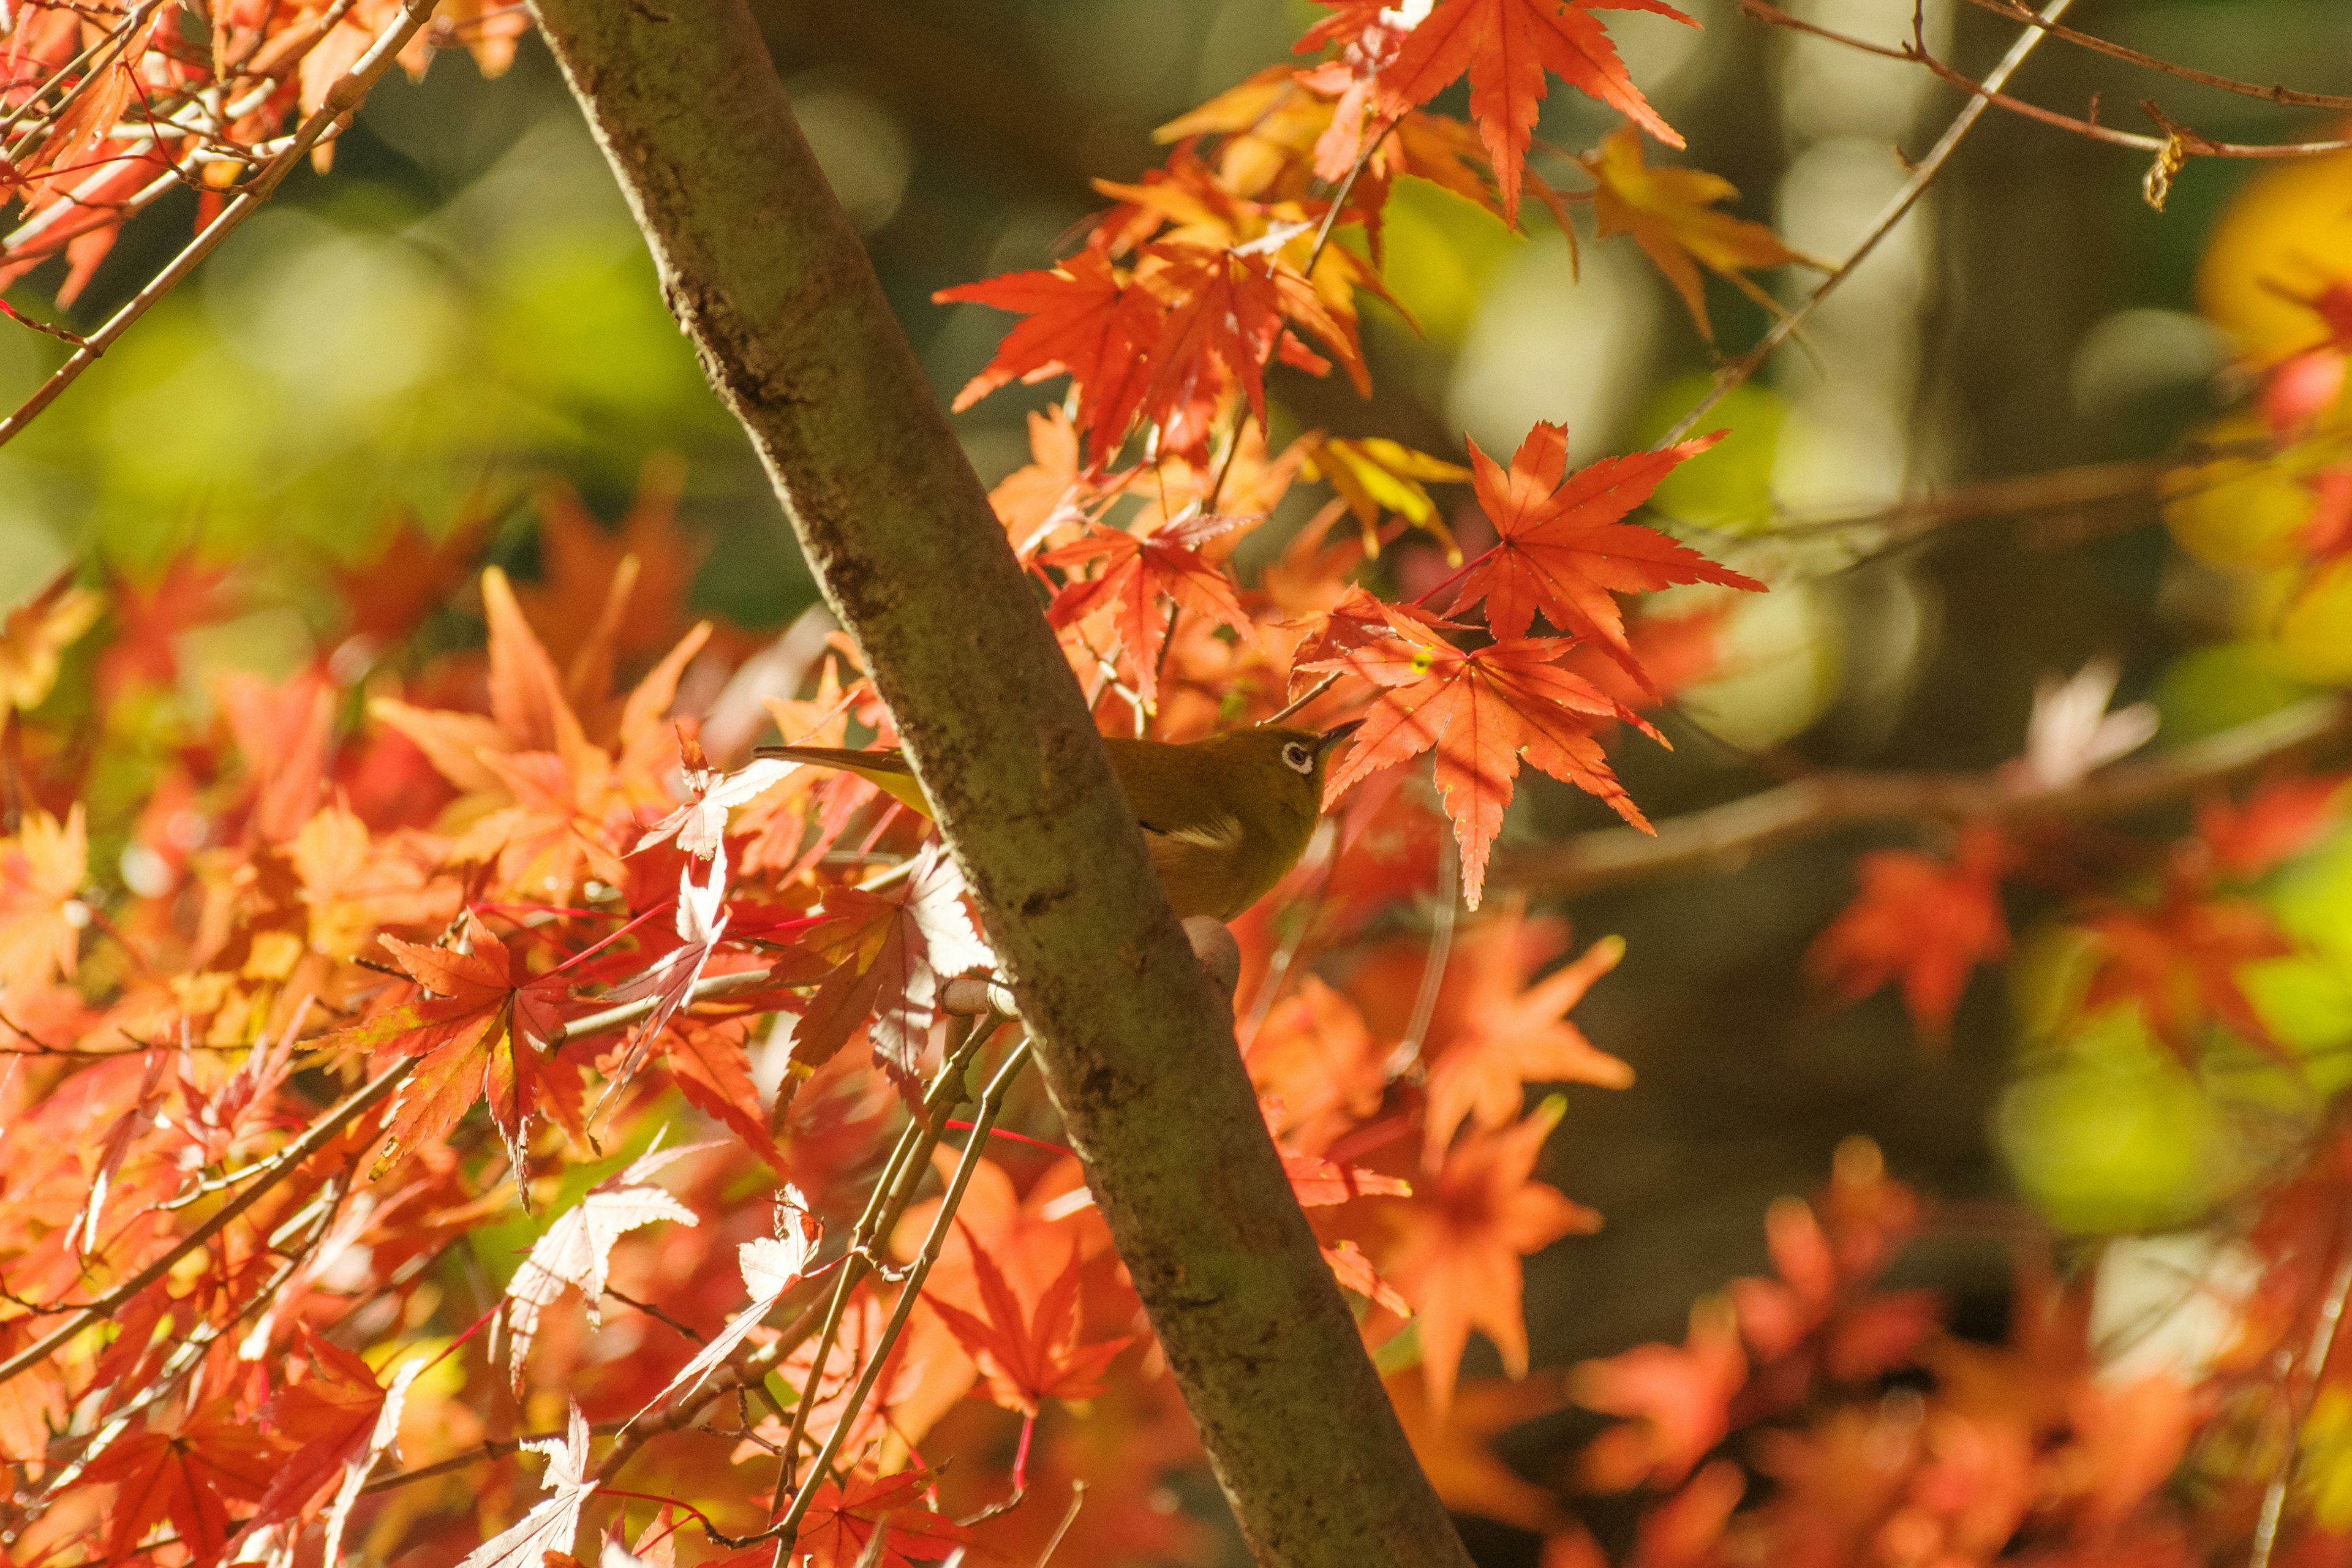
xmin=1 ymin=1 xmax=526 ymax=309
xmin=0 ymin=458 xmax=1687 ymax=1566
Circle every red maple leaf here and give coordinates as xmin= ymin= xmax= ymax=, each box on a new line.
xmin=785 ymin=1468 xmax=974 ymax=1568
xmin=78 ymin=1399 xmax=288 ymax=1567
xmin=2195 ymin=775 xmax=2347 ymax=880
xmin=1131 ymin=242 xmax=1362 ymax=456
xmin=1309 ymin=597 xmax=1654 ymax=908
xmin=934 ymin=248 xmax=1164 ymax=463
xmin=333 ymin=508 xmax=489 ymax=645
xmin=2082 ymin=882 xmax=2293 ymax=1060
xmin=1373 ymin=0 xmax=1694 ymax=224
xmin=1042 ymin=510 xmax=1254 ymax=704
xmin=251 ymin=1332 xmax=389 ymax=1528
xmin=1387 ymin=1099 xmax=1599 ymax=1411
xmin=326 ymin=925 xmax=580 ymax=1166
xmin=1446 ymin=423 xmax=1757 ymax=684
xmin=1423 ymin=920 xmax=1630 ymax=1158
xmin=924 ymin=1231 xmax=1135 ymax=1416
xmin=1571 ymin=1294 xmax=1746 ymax=1490
xmin=1806 ymin=825 xmax=2013 ymax=1041
xmin=96 ymin=552 xmax=235 ymax=701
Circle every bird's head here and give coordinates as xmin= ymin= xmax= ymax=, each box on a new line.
xmin=1257 ymin=719 xmax=1361 ymax=801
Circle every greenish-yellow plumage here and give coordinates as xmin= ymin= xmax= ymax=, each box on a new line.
xmin=756 ymin=722 xmax=1360 ymax=922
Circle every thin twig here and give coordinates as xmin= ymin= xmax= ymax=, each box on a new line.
xmin=1658 ymin=0 xmax=2079 ymax=448
xmin=0 ymin=1057 xmax=417 ymax=1390
xmin=0 ymin=0 xmax=437 ymax=448
xmin=766 ymin=1038 xmax=1035 ymax=1560
xmin=1905 ymin=42 xmax=2352 ymax=160
xmin=1954 ymin=0 xmax=2352 ymax=111
xmin=1498 ymin=694 xmax=2352 ymax=897
xmin=2250 ymin=1204 xmax=2352 ymax=1568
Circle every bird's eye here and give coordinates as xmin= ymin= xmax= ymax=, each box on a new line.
xmin=1281 ymin=741 xmax=1314 ymax=775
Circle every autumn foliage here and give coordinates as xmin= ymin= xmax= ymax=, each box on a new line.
xmin=7 ymin=0 xmax=2352 ymax=1566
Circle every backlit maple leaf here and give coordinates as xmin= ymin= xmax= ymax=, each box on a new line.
xmin=787 ymin=843 xmax=992 ymax=1093
xmin=95 ymin=552 xmax=233 ymax=701
xmin=636 ymin=1188 xmax=818 ymax=1416
xmin=327 ymin=925 xmax=580 ymax=1169
xmin=1446 ymin=423 xmax=1757 ymax=680
xmin=925 ymin=1231 xmax=1135 ymax=1416
xmin=1424 ymin=920 xmax=1630 ymax=1158
xmin=1581 ymin=127 xmax=1815 ymax=341
xmin=2196 ymin=774 xmax=2348 ymax=880
xmin=0 ymin=571 xmax=99 ymax=712
xmin=789 ymin=1466 xmax=974 ymax=1568
xmin=935 ymin=249 xmax=1165 ymax=463
xmin=456 ymin=1401 xmax=596 ymax=1568
xmin=1572 ymin=1294 xmax=1746 ymax=1490
xmin=1042 ymin=509 xmax=1256 ymax=705
xmin=1373 ymin=0 xmax=1694 ymax=224
xmin=1387 ymin=1098 xmax=1599 ymax=1411
xmin=1309 ymin=597 xmax=1654 ymax=908
xmin=505 ymin=1138 xmax=704 ymax=1392
xmin=0 ymin=804 xmax=86 ymax=992
xmin=2082 ymin=883 xmax=2292 ymax=1060
xmin=1807 ymin=825 xmax=2012 ymax=1042
xmin=77 ymin=1398 xmax=287 ymax=1567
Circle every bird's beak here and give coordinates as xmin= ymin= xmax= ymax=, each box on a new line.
xmin=1315 ymin=720 xmax=1362 ymax=757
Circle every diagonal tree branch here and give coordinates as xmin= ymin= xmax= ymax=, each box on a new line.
xmin=517 ymin=6 xmax=1472 ymax=1566
xmin=1498 ymin=695 xmax=2352 ymax=898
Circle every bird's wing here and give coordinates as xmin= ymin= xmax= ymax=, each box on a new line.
xmin=1138 ymin=810 xmax=1246 ymax=921
xmin=753 ymin=745 xmax=933 ymax=818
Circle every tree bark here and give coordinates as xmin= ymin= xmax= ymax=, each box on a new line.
xmin=520 ymin=5 xmax=1474 ymax=1566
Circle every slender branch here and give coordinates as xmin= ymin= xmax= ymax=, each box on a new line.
xmin=1953 ymin=0 xmax=2352 ymax=111
xmin=0 ymin=0 xmax=437 ymax=449
xmin=0 ymin=1058 xmax=417 ymax=1390
xmin=2250 ymin=1200 xmax=2352 ymax=1568
xmin=767 ymin=1039 xmax=1035 ymax=1559
xmin=1904 ymin=42 xmax=2352 ymax=160
xmin=1658 ymin=0 xmax=2078 ymax=448
xmin=1498 ymin=695 xmax=2352 ymax=897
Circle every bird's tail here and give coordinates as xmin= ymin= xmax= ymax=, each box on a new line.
xmin=753 ymin=744 xmax=933 ymax=818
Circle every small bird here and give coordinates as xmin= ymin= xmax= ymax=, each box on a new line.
xmin=757 ymin=722 xmax=1362 ymax=922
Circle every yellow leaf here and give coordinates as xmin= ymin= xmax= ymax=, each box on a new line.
xmin=1302 ymin=435 xmax=1472 ymax=560
xmin=1580 ymin=127 xmax=1816 ymax=341
xmin=0 ymin=576 xmax=100 ymax=714
xmin=2197 ymin=149 xmax=2352 ymax=360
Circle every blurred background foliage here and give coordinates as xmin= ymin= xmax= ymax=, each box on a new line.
xmin=9 ymin=0 xmax=2352 ymax=1491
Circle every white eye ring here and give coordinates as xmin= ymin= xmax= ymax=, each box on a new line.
xmin=1281 ymin=741 xmax=1314 ymax=775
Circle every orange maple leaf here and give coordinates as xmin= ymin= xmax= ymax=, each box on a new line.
xmin=1572 ymin=1294 xmax=1746 ymax=1490
xmin=2195 ymin=774 xmax=2347 ymax=880
xmin=1423 ymin=916 xmax=1630 ymax=1158
xmin=0 ymin=804 xmax=85 ymax=993
xmin=1310 ymin=596 xmax=1654 ymax=908
xmin=1446 ymin=423 xmax=1757 ymax=682
xmin=328 ymin=925 xmax=579 ymax=1167
xmin=935 ymin=249 xmax=1165 ymax=464
xmin=924 ymin=1232 xmax=1135 ymax=1417
xmin=1373 ymin=0 xmax=1693 ymax=224
xmin=2082 ymin=881 xmax=2292 ymax=1059
xmin=77 ymin=1398 xmax=287 ymax=1567
xmin=1807 ymin=825 xmax=2013 ymax=1041
xmin=0 ymin=570 xmax=99 ymax=713
xmin=1581 ymin=126 xmax=1817 ymax=341
xmin=787 ymin=1468 xmax=974 ymax=1568
xmin=96 ymin=552 xmax=234 ymax=701
xmin=1042 ymin=510 xmax=1256 ymax=705
xmin=1387 ymin=1098 xmax=1599 ymax=1411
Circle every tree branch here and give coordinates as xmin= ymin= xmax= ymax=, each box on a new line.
xmin=518 ymin=6 xmax=1472 ymax=1566
xmin=1497 ymin=695 xmax=2352 ymax=898
xmin=0 ymin=1057 xmax=415 ymax=1390
xmin=0 ymin=0 xmax=437 ymax=448
xmin=1953 ymin=0 xmax=2352 ymax=111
